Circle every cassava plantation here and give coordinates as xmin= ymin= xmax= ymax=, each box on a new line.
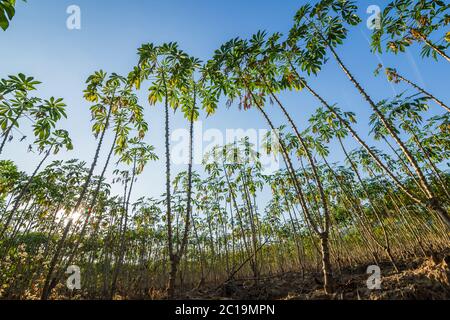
xmin=0 ymin=0 xmax=449 ymax=301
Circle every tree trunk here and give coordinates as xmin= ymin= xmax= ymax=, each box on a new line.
xmin=320 ymin=235 xmax=333 ymax=294
xmin=111 ymin=162 xmax=136 ymax=299
xmin=414 ymin=30 xmax=450 ymax=63
xmin=390 ymin=70 xmax=450 ymax=113
xmin=1 ymin=147 xmax=52 ymax=238
xmin=327 ymin=45 xmax=449 ymax=229
xmin=0 ymin=111 xmax=23 ymax=155
xmin=163 ymin=87 xmax=176 ymax=298
xmin=243 ymin=79 xmax=333 ymax=293
xmin=288 ymin=59 xmax=450 ymax=230
xmin=41 ymin=104 xmax=114 ymax=300
xmin=177 ymin=86 xmax=196 ymax=269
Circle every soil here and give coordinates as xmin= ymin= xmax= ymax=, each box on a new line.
xmin=178 ymin=251 xmax=450 ymax=300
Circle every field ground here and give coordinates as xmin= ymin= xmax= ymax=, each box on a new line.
xmin=175 ymin=250 xmax=450 ymax=300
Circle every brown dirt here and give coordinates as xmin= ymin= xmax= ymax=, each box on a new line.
xmin=178 ymin=252 xmax=450 ymax=300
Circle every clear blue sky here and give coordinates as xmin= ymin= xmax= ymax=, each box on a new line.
xmin=1 ymin=0 xmax=448 ymax=203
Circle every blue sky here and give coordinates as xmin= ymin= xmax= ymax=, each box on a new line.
xmin=0 ymin=0 xmax=448 ymax=203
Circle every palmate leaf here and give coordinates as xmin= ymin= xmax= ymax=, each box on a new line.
xmin=0 ymin=0 xmax=26 ymax=31
xmin=0 ymin=10 xmax=10 ymax=31
xmin=0 ymin=1 xmax=14 ymax=30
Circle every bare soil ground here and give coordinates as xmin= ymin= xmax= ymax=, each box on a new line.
xmin=179 ymin=251 xmax=450 ymax=300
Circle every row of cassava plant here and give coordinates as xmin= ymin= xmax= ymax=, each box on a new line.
xmin=0 ymin=0 xmax=449 ymax=299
